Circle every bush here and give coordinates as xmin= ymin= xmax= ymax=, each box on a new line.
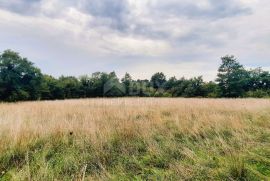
xmin=245 ymin=90 xmax=269 ymax=98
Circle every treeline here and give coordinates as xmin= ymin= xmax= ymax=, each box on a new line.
xmin=0 ymin=50 xmax=269 ymax=102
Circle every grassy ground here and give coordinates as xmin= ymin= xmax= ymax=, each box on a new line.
xmin=0 ymin=98 xmax=269 ymax=180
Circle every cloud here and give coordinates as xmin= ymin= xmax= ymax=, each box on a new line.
xmin=0 ymin=0 xmax=269 ymax=80
xmin=151 ymin=0 xmax=251 ymax=19
xmin=0 ymin=0 xmax=41 ymax=15
xmin=81 ymin=0 xmax=129 ymax=30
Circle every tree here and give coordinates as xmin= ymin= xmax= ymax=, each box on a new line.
xmin=247 ymin=68 xmax=270 ymax=91
xmin=79 ymin=75 xmax=92 ymax=98
xmin=183 ymin=76 xmax=205 ymax=97
xmin=87 ymin=72 xmax=124 ymax=97
xmin=40 ymin=75 xmax=65 ymax=100
xmin=164 ymin=76 xmax=177 ymax=90
xmin=104 ymin=72 xmax=125 ymax=97
xmin=88 ymin=72 xmax=104 ymax=97
xmin=121 ymin=73 xmax=132 ymax=96
xmin=0 ymin=50 xmax=42 ymax=101
xmin=134 ymin=79 xmax=152 ymax=97
xmin=1 ymin=49 xmax=269 ymax=101
xmin=150 ymin=72 xmax=166 ymax=89
xmin=203 ymin=81 xmax=219 ymax=98
xmin=216 ymin=55 xmax=248 ymax=97
xmin=58 ymin=76 xmax=82 ymax=99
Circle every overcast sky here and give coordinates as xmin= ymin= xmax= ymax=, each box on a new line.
xmin=0 ymin=0 xmax=269 ymax=81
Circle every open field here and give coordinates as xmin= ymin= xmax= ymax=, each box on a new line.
xmin=0 ymin=98 xmax=270 ymax=180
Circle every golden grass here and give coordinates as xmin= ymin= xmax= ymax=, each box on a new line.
xmin=0 ymin=98 xmax=269 ymax=143
xmin=0 ymin=98 xmax=269 ymax=180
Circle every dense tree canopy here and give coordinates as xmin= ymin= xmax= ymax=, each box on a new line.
xmin=150 ymin=72 xmax=166 ymax=89
xmin=216 ymin=56 xmax=249 ymax=97
xmin=0 ymin=50 xmax=269 ymax=102
xmin=0 ymin=50 xmax=42 ymax=101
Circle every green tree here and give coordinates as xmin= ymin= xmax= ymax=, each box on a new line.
xmin=183 ymin=76 xmax=205 ymax=97
xmin=58 ymin=76 xmax=82 ymax=99
xmin=121 ymin=73 xmax=132 ymax=96
xmin=0 ymin=50 xmax=42 ymax=101
xmin=40 ymin=75 xmax=65 ymax=100
xmin=164 ymin=76 xmax=177 ymax=90
xmin=87 ymin=72 xmax=124 ymax=97
xmin=216 ymin=56 xmax=248 ymax=97
xmin=203 ymin=81 xmax=219 ymax=98
xmin=104 ymin=72 xmax=125 ymax=97
xmin=79 ymin=75 xmax=92 ymax=98
xmin=150 ymin=72 xmax=166 ymax=89
xmin=248 ymin=68 xmax=270 ymax=91
xmin=2 ymin=49 xmax=270 ymax=100
xmin=88 ymin=72 xmax=108 ymax=97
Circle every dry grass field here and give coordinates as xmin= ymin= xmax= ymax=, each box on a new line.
xmin=0 ymin=98 xmax=270 ymax=180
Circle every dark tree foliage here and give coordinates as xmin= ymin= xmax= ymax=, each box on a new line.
xmin=121 ymin=73 xmax=132 ymax=96
xmin=0 ymin=50 xmax=42 ymax=101
xmin=150 ymin=72 xmax=166 ymax=89
xmin=40 ymin=75 xmax=65 ymax=100
xmin=216 ymin=55 xmax=249 ymax=97
xmin=248 ymin=68 xmax=270 ymax=91
xmin=0 ymin=50 xmax=269 ymax=102
xmin=203 ymin=81 xmax=219 ymax=98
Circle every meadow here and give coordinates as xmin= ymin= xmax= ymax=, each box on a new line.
xmin=0 ymin=98 xmax=269 ymax=180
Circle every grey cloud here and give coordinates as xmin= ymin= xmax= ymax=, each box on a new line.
xmin=0 ymin=0 xmax=269 ymax=81
xmin=175 ymin=28 xmax=229 ymax=48
xmin=0 ymin=0 xmax=130 ymax=30
xmin=151 ymin=0 xmax=251 ymax=20
xmin=0 ymin=0 xmax=252 ymax=21
xmin=0 ymin=0 xmax=41 ymax=15
xmin=81 ymin=0 xmax=129 ymax=30
xmin=0 ymin=0 xmax=251 ymax=33
xmin=130 ymin=24 xmax=169 ymax=40
xmin=82 ymin=0 xmax=128 ymax=19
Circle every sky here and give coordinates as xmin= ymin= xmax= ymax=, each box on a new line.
xmin=0 ymin=0 xmax=269 ymax=81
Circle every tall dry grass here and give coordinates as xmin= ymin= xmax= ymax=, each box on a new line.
xmin=0 ymin=98 xmax=269 ymax=180
xmin=0 ymin=98 xmax=268 ymax=140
